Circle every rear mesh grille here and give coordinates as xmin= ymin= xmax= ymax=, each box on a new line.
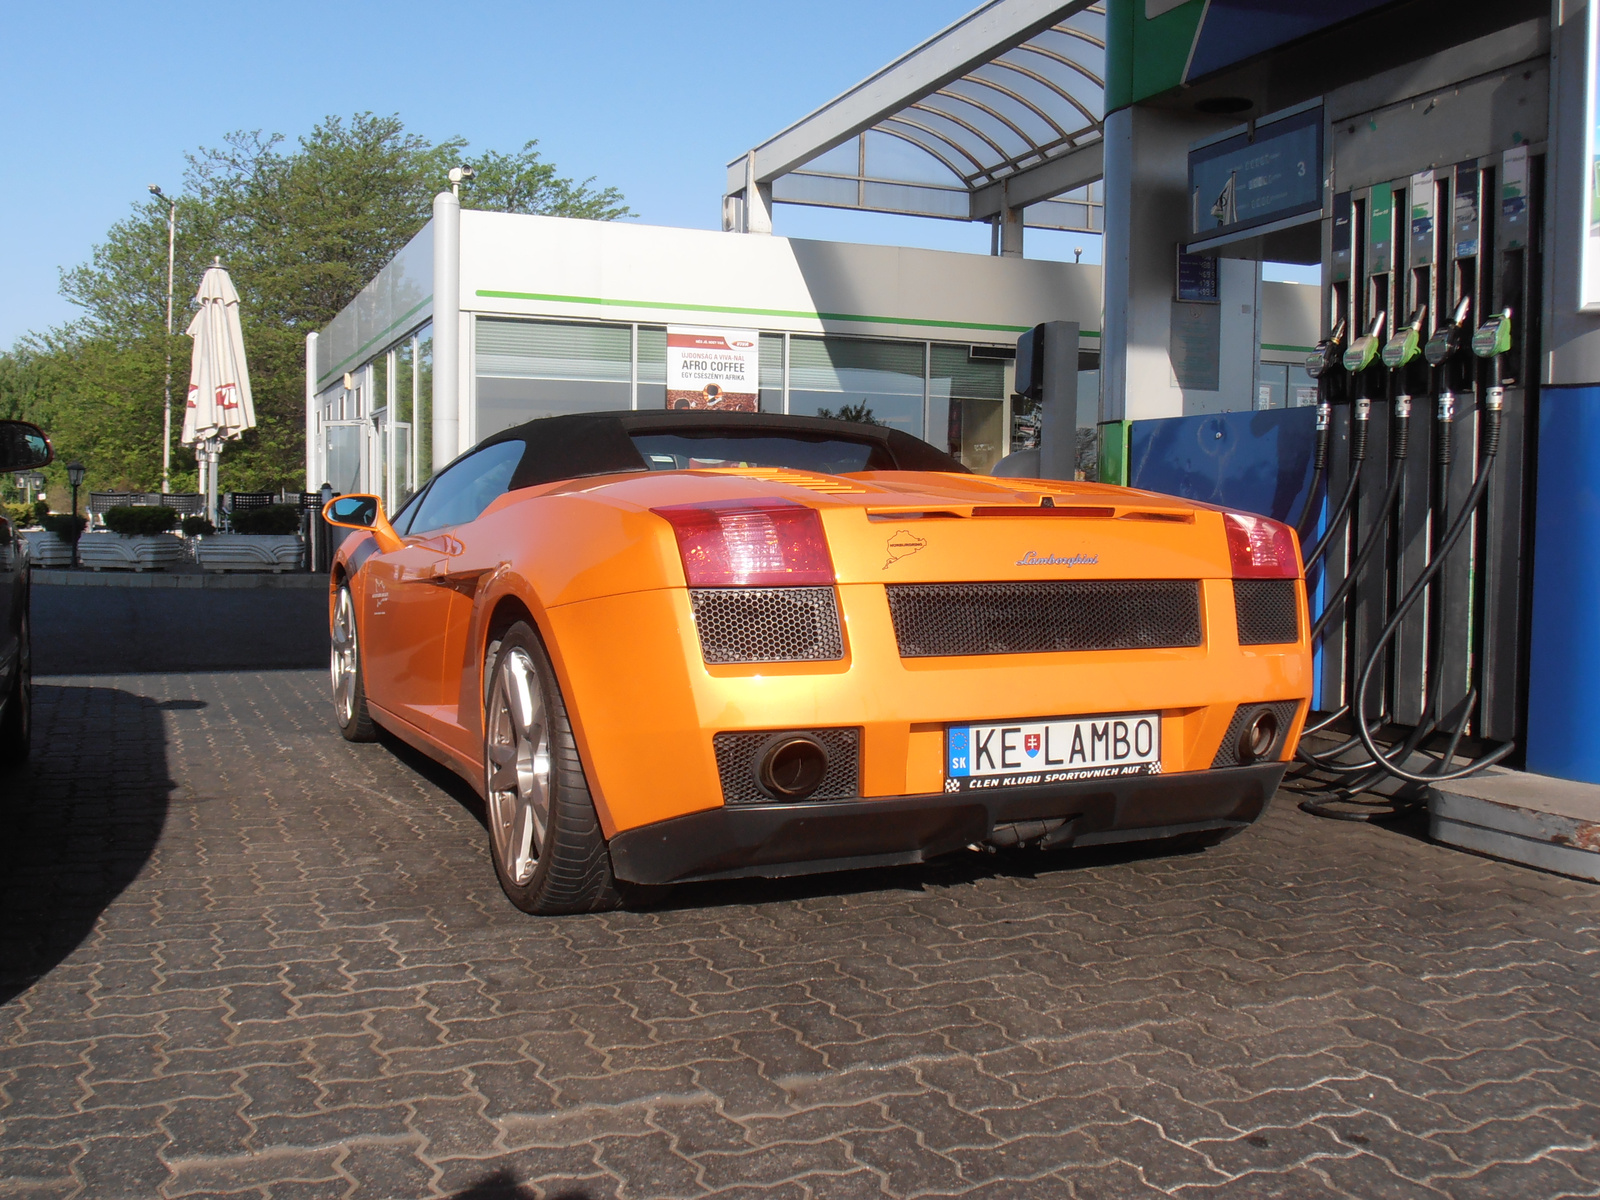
xmin=1234 ymin=580 xmax=1299 ymax=645
xmin=713 ymin=728 xmax=861 ymax=805
xmin=689 ymin=588 xmax=843 ymax=664
xmin=885 ymin=580 xmax=1202 ymax=658
xmin=1210 ymin=701 xmax=1301 ymax=767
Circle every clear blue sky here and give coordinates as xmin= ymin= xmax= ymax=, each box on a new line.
xmin=0 ymin=1 xmax=1309 ymax=348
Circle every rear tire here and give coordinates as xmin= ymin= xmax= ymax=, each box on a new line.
xmin=483 ymin=622 xmax=621 ymax=914
xmin=0 ymin=609 xmax=32 ymax=766
xmin=330 ymin=584 xmax=377 ymax=742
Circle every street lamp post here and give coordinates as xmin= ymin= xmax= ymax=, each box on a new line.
xmin=149 ymin=184 xmax=176 ymax=494
xmin=66 ymin=461 xmax=86 ymax=568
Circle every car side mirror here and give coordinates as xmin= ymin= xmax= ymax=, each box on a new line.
xmin=321 ymin=493 xmax=403 ymax=553
xmin=0 ymin=420 xmax=53 ymax=473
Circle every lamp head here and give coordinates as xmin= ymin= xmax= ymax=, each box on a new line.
xmin=66 ymin=460 xmax=86 ymax=488
xmin=148 ymin=184 xmax=163 ymax=197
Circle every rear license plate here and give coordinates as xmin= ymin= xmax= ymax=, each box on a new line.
xmin=945 ymin=713 xmax=1162 ymax=792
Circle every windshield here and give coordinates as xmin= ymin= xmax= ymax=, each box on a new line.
xmin=630 ymin=430 xmax=896 ymax=474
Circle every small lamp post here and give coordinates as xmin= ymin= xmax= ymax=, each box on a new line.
xmin=66 ymin=460 xmax=86 ymax=567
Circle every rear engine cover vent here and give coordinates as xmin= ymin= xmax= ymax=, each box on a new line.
xmin=1234 ymin=579 xmax=1299 ymax=645
xmin=714 ymin=728 xmax=861 ymax=804
xmin=886 ymin=580 xmax=1202 ymax=657
xmin=690 ymin=587 xmax=844 ymax=664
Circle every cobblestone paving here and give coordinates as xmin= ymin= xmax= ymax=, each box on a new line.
xmin=2 ymin=670 xmax=1598 ymax=1199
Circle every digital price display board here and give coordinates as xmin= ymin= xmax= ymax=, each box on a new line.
xmin=1189 ymin=105 xmax=1323 ymax=243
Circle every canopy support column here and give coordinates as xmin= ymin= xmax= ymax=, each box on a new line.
xmin=431 ymin=191 xmax=461 ymax=473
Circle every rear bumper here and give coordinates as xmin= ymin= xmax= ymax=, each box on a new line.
xmin=608 ymin=762 xmax=1285 ymax=885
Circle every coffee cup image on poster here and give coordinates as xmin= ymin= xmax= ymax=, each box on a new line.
xmin=666 ymin=326 xmax=759 ymax=410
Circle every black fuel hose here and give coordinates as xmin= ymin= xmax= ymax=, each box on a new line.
xmin=1347 ymin=405 xmax=1515 ymax=784
xmin=1297 ymin=403 xmax=1513 ymax=810
xmin=1294 ymin=405 xmax=1332 ymax=540
xmin=1308 ymin=411 xmax=1408 ymax=642
xmin=1301 ymin=405 xmax=1370 ymax=569
xmin=1293 ymin=407 xmax=1410 ymax=774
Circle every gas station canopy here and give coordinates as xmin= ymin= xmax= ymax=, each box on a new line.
xmin=725 ymin=0 xmax=1105 ymax=235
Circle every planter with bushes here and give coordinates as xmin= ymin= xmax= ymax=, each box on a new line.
xmin=195 ymin=503 xmax=304 ymax=572
xmin=80 ymin=506 xmax=184 ymax=570
xmin=23 ymin=513 xmax=87 ymax=568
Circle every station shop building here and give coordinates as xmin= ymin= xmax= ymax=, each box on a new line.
xmin=306 ymin=201 xmax=1317 ymax=512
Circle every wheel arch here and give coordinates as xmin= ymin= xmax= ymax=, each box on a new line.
xmin=473 ymin=576 xmax=619 ymax=836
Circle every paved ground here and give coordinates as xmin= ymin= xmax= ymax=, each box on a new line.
xmin=2 ymin=669 xmax=1598 ymax=1200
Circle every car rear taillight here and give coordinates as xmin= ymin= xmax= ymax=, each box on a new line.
xmin=652 ymin=499 xmax=835 ymax=586
xmin=1223 ymin=512 xmax=1300 ymax=579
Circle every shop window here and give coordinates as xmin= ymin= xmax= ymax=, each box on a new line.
xmin=788 ymin=335 xmax=925 ymax=437
xmin=414 ymin=325 xmax=433 ymax=482
xmin=1256 ymin=361 xmax=1317 ymax=410
xmin=931 ymin=344 xmax=1006 ymax=474
xmin=637 ymin=326 xmax=666 ymax=409
xmin=476 ymin=317 xmax=630 ymax=439
xmin=760 ymin=334 xmax=784 ymax=413
xmin=1288 ymin=362 xmax=1315 ymax=407
xmin=324 ymin=425 xmax=363 ymax=494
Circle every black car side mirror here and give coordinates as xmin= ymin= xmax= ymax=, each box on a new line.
xmin=0 ymin=420 xmax=52 ymax=473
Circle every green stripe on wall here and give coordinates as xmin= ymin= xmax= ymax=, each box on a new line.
xmin=476 ymin=289 xmax=1101 ymax=339
xmin=1261 ymin=342 xmax=1315 ymax=353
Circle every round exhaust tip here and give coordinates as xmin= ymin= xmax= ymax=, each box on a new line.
xmin=1238 ymin=709 xmax=1280 ymax=764
xmin=756 ymin=734 xmax=830 ymax=799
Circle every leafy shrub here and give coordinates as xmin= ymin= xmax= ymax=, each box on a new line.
xmin=231 ymin=504 xmax=302 ymax=535
xmin=181 ymin=515 xmax=216 ymax=537
xmin=40 ymin=513 xmax=87 ymax=539
xmin=3 ymin=502 xmax=32 ymax=529
xmin=32 ymin=499 xmax=49 ymax=522
xmin=104 ymin=505 xmax=178 ymax=535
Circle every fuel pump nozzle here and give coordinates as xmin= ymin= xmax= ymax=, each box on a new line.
xmin=1425 ymin=297 xmax=1473 ymax=465
xmin=1340 ymin=311 xmax=1386 ymax=467
xmin=1472 ymin=307 xmax=1513 ymax=452
xmin=1303 ymin=314 xmax=1383 ymax=569
xmin=1296 ymin=319 xmax=1347 ymax=537
xmin=1381 ymin=306 xmax=1427 ymax=460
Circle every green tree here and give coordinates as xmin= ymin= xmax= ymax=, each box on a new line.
xmin=2 ymin=112 xmax=632 ymax=498
xmin=463 ymin=140 xmax=633 ymax=220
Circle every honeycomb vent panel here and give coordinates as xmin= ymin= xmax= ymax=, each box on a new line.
xmin=689 ymin=587 xmax=844 ymax=664
xmin=885 ymin=580 xmax=1202 ymax=658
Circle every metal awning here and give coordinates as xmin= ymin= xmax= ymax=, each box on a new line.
xmin=725 ymin=0 xmax=1105 ymax=236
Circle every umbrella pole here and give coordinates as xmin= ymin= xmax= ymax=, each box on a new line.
xmin=206 ymin=439 xmax=220 ymax=526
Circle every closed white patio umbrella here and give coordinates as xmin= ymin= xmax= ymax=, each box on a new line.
xmin=182 ymin=258 xmax=256 ymax=522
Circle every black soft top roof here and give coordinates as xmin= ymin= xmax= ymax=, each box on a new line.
xmin=481 ymin=410 xmax=969 ymax=490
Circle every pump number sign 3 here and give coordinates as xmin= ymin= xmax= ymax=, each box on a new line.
xmin=945 ymin=713 xmax=1162 ymax=792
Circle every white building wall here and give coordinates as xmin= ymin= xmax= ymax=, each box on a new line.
xmin=455 ymin=212 xmax=1102 ymax=345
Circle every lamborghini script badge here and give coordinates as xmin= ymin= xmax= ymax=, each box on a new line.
xmin=885 ymin=529 xmax=927 ymax=568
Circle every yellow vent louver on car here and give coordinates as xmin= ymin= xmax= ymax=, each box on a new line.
xmin=696 ymin=467 xmax=876 ymax=494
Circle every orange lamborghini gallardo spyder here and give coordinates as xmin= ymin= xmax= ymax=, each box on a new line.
xmin=323 ymin=411 xmax=1312 ymax=914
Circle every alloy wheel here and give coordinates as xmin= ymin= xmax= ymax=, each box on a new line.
xmin=485 ymin=647 xmax=551 ymax=886
xmin=330 ymin=588 xmax=359 ymax=725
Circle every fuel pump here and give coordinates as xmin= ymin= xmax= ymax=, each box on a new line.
xmin=1337 ymin=308 xmax=1517 ymax=787
xmin=1288 ymin=126 xmax=1541 ymax=817
xmin=1295 ymin=308 xmax=1426 ymax=790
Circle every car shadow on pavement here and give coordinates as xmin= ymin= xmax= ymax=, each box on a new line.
xmin=366 ymin=721 xmax=1235 ymax=916
xmin=379 ymin=726 xmax=489 ymax=825
xmin=0 ymin=683 xmax=173 ymax=1005
xmin=653 ymin=836 xmax=1224 ymax=913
